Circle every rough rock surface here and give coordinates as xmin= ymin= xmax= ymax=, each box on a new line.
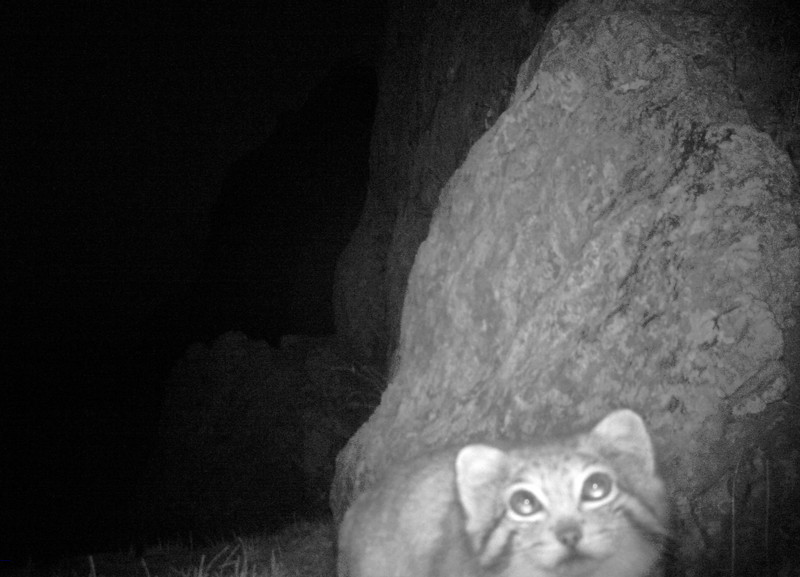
xmin=333 ymin=0 xmax=800 ymax=573
xmin=333 ymin=0 xmax=540 ymax=366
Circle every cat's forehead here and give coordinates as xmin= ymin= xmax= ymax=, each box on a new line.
xmin=504 ymin=439 xmax=605 ymax=477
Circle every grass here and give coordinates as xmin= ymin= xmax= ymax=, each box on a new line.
xmin=20 ymin=520 xmax=336 ymax=577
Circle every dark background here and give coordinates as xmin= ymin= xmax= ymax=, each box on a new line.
xmin=4 ymin=0 xmax=384 ymax=561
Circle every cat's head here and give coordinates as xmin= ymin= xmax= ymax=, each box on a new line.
xmin=455 ymin=409 xmax=669 ymax=577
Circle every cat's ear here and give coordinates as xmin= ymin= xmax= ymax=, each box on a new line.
xmin=587 ymin=409 xmax=669 ymax=535
xmin=588 ymin=409 xmax=656 ymax=476
xmin=455 ymin=444 xmax=509 ymax=550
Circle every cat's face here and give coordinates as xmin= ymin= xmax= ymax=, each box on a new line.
xmin=497 ymin=451 xmax=660 ymax=576
xmin=455 ymin=411 xmax=667 ymax=577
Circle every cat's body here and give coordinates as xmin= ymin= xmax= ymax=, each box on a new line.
xmin=337 ymin=409 xmax=669 ymax=577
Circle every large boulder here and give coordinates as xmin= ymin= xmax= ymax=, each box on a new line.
xmin=333 ymin=0 xmax=800 ymax=573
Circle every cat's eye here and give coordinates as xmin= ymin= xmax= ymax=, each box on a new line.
xmin=508 ymin=488 xmax=542 ymax=516
xmin=581 ymin=471 xmax=614 ymax=501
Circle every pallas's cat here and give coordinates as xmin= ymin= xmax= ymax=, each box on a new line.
xmin=337 ymin=409 xmax=669 ymax=577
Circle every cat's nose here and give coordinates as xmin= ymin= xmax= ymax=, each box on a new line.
xmin=555 ymin=522 xmax=582 ymax=548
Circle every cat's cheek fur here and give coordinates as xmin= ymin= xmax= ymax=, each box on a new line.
xmin=591 ymin=527 xmax=664 ymax=577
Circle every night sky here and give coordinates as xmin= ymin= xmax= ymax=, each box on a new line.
xmin=5 ymin=0 xmax=384 ymax=561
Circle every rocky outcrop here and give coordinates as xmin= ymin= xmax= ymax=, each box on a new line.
xmin=332 ymin=0 xmax=800 ymax=573
xmin=333 ymin=0 xmax=541 ymax=366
